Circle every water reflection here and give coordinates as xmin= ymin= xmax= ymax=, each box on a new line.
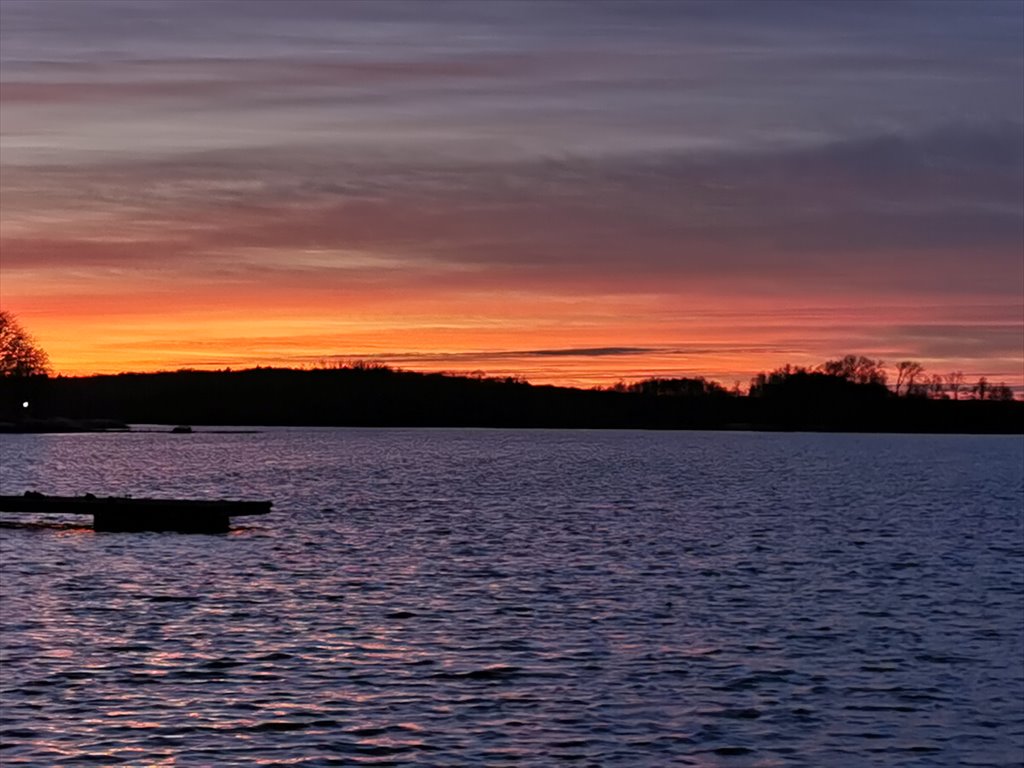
xmin=1 ymin=429 xmax=1022 ymax=766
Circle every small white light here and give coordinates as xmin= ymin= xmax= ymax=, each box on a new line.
xmin=22 ymin=401 xmax=29 ymax=409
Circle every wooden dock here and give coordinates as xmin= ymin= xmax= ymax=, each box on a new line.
xmin=0 ymin=493 xmax=272 ymax=533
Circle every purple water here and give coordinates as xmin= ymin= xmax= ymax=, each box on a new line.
xmin=2 ymin=428 xmax=1022 ymax=766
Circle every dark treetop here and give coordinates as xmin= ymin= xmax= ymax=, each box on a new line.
xmin=1 ymin=365 xmax=1019 ymax=434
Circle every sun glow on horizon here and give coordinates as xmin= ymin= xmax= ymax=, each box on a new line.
xmin=1 ymin=1 xmax=1021 ymax=391
xmin=7 ymin=292 xmax=1021 ymax=391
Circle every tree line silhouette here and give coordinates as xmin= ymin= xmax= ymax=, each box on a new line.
xmin=0 ymin=311 xmax=50 ymax=378
xmin=0 ymin=314 xmax=1019 ymax=432
xmin=742 ymin=355 xmax=1014 ymax=401
xmin=1 ymin=359 xmax=1019 ymax=434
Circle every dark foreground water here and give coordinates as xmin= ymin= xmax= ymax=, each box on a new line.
xmin=1 ymin=428 xmax=1022 ymax=767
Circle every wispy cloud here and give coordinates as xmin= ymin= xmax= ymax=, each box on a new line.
xmin=1 ymin=0 xmax=1021 ymax=384
xmin=5 ymin=122 xmax=1020 ymax=296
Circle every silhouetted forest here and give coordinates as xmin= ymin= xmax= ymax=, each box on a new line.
xmin=1 ymin=361 xmax=1020 ymax=434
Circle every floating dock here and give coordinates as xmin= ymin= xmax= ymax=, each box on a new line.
xmin=0 ymin=493 xmax=272 ymax=533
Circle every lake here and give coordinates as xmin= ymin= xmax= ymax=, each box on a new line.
xmin=1 ymin=428 xmax=1022 ymax=766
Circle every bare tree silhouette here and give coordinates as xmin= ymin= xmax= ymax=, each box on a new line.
xmin=972 ymin=376 xmax=990 ymax=400
xmin=0 ymin=311 xmax=50 ymax=378
xmin=989 ymin=383 xmax=1015 ymax=401
xmin=819 ymin=355 xmax=887 ymax=385
xmin=945 ymin=371 xmax=965 ymax=400
xmin=895 ymin=361 xmax=925 ymax=396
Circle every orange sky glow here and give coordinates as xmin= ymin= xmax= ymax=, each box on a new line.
xmin=1 ymin=1 xmax=1021 ymax=390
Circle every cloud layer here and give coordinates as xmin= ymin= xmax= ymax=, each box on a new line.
xmin=1 ymin=0 xmax=1021 ymax=386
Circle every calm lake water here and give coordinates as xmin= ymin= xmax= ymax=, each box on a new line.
xmin=1 ymin=428 xmax=1022 ymax=767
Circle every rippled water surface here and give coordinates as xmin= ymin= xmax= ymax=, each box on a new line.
xmin=1 ymin=428 xmax=1022 ymax=766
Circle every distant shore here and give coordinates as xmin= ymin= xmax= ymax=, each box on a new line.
xmin=0 ymin=417 xmax=129 ymax=434
xmin=2 ymin=367 xmax=1020 ymax=435
xmin=0 ymin=419 xmax=260 ymax=434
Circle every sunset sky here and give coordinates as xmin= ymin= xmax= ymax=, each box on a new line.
xmin=1 ymin=0 xmax=1021 ymax=388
